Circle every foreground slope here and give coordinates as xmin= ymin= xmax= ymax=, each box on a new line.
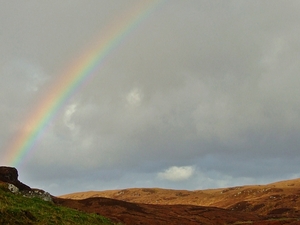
xmin=0 ymin=182 xmax=114 ymax=225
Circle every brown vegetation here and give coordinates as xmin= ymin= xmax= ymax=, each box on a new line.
xmin=59 ymin=178 xmax=300 ymax=224
xmin=54 ymin=196 xmax=262 ymax=225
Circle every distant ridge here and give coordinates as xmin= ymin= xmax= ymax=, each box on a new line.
xmin=60 ymin=178 xmax=300 ymax=221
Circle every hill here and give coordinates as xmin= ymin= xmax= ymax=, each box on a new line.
xmin=0 ymin=182 xmax=115 ymax=225
xmin=60 ymin=178 xmax=300 ymax=224
xmin=53 ymin=196 xmax=261 ymax=225
xmin=0 ymin=166 xmax=115 ymax=225
xmin=2 ymin=166 xmax=300 ymax=224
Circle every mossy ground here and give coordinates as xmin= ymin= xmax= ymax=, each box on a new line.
xmin=0 ymin=183 xmax=116 ymax=225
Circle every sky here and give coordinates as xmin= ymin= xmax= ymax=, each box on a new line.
xmin=1 ymin=0 xmax=300 ymax=196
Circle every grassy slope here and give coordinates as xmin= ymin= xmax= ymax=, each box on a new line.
xmin=0 ymin=183 xmax=116 ymax=225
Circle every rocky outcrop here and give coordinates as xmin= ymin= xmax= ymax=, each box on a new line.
xmin=0 ymin=166 xmax=52 ymax=202
xmin=0 ymin=166 xmax=31 ymax=191
xmin=23 ymin=188 xmax=53 ymax=202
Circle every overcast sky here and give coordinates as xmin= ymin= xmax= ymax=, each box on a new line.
xmin=1 ymin=0 xmax=300 ymax=196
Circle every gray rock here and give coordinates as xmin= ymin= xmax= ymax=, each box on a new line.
xmin=8 ymin=183 xmax=19 ymax=193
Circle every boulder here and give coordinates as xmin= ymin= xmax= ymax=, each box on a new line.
xmin=8 ymin=183 xmax=19 ymax=193
xmin=0 ymin=166 xmax=31 ymax=191
xmin=22 ymin=188 xmax=53 ymax=202
xmin=0 ymin=166 xmax=53 ymax=202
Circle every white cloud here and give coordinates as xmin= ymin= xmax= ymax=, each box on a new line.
xmin=158 ymin=166 xmax=195 ymax=182
xmin=63 ymin=103 xmax=77 ymax=131
xmin=126 ymin=88 xmax=143 ymax=106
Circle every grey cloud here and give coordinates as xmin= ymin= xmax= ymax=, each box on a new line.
xmin=1 ymin=1 xmax=300 ymax=195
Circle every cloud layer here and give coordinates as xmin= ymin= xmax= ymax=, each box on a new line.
xmin=1 ymin=1 xmax=300 ymax=195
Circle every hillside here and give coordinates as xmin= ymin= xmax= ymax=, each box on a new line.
xmin=60 ymin=178 xmax=300 ymax=224
xmin=0 ymin=182 xmax=114 ymax=225
xmin=2 ymin=166 xmax=300 ymax=224
xmin=54 ymin=196 xmax=262 ymax=225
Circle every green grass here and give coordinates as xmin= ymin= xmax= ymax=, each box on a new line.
xmin=0 ymin=183 xmax=116 ymax=225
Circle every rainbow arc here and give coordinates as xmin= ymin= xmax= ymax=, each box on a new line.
xmin=3 ymin=0 xmax=164 ymax=167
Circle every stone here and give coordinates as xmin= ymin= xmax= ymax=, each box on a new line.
xmin=8 ymin=183 xmax=19 ymax=193
xmin=0 ymin=166 xmax=53 ymax=202
xmin=22 ymin=188 xmax=53 ymax=202
xmin=0 ymin=166 xmax=31 ymax=191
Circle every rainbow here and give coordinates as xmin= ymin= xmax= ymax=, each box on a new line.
xmin=3 ymin=0 xmax=165 ymax=167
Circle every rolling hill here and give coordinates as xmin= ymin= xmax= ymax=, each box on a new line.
xmin=1 ymin=166 xmax=300 ymax=224
xmin=60 ymin=178 xmax=300 ymax=224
